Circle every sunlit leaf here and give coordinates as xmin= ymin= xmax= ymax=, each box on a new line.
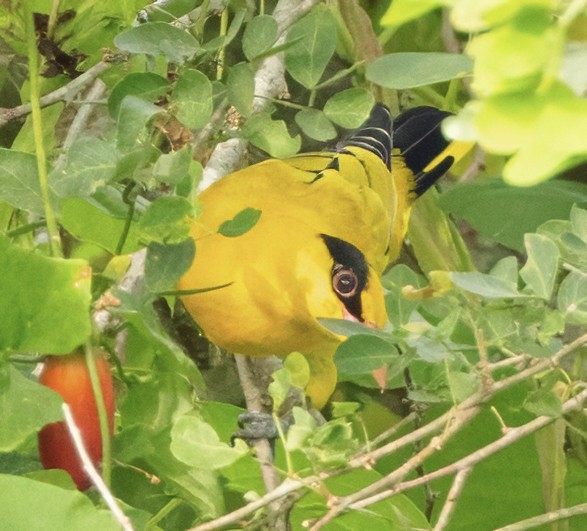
xmin=60 ymin=196 xmax=142 ymax=255
xmin=170 ymin=415 xmax=247 ymax=470
xmin=0 ymin=236 xmax=91 ymax=354
xmin=381 ymin=0 xmax=443 ymax=27
xmin=0 ymin=474 xmax=119 ymax=529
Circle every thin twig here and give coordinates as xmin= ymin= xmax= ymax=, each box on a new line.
xmin=350 ymin=388 xmax=587 ymax=511
xmin=323 ymin=406 xmax=480 ymax=522
xmin=433 ymin=467 xmax=472 ymax=531
xmin=60 ymin=80 xmax=108 ymax=156
xmin=62 ymin=404 xmax=133 ymax=531
xmin=0 ymin=60 xmax=111 ymax=128
xmin=495 ymin=502 xmax=587 ymax=531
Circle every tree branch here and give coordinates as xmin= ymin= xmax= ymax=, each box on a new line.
xmin=495 ymin=502 xmax=587 ymax=531
xmin=0 ymin=59 xmax=111 ymax=128
xmin=433 ymin=467 xmax=472 ymax=531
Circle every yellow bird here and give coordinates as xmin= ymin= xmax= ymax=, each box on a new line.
xmin=179 ymin=104 xmax=461 ymax=409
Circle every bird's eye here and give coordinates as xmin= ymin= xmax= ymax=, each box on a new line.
xmin=332 ymin=266 xmax=358 ymax=297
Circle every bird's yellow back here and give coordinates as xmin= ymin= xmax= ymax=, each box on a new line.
xmin=178 ymin=104 xmax=462 ymax=408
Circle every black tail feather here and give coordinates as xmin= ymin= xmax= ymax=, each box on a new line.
xmin=344 ymin=103 xmax=393 ymax=170
xmin=394 ymin=106 xmax=453 ymax=196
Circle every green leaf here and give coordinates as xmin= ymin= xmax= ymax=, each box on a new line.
xmin=381 ymin=0 xmax=443 ymax=27
xmin=284 ymin=351 xmax=311 ymax=390
xmin=294 ymin=108 xmax=337 ymax=141
xmin=202 ymin=8 xmax=246 ymax=52
xmin=336 ymin=335 xmax=398 ymax=376
xmin=449 ymin=272 xmax=526 ymax=298
xmin=116 ymin=95 xmax=162 ymax=153
xmin=218 ymin=207 xmax=261 ymax=237
xmin=557 ymin=271 xmax=587 ymax=325
xmin=319 ymin=318 xmax=391 ymax=339
xmin=0 ymin=149 xmax=44 ymax=215
xmin=519 ymin=234 xmax=560 ymax=299
xmin=450 ymin=0 xmax=553 ymax=32
xmin=227 ymin=62 xmax=255 ymax=118
xmin=335 ymin=335 xmax=404 ymax=389
xmin=242 ymin=112 xmax=301 ymax=158
xmin=0 ymin=474 xmax=119 ymax=530
xmin=108 ymin=72 xmax=169 ymax=118
xmin=60 ymin=196 xmax=142 ymax=255
xmin=114 ymin=290 xmax=205 ymax=392
xmin=11 ymin=103 xmax=64 ymax=158
xmin=439 ymin=179 xmax=587 ymax=251
xmin=323 ymin=89 xmax=375 ymax=129
xmin=268 ymin=367 xmax=292 ymax=412
xmin=50 ymin=137 xmax=120 ymax=198
xmin=468 ymin=6 xmax=557 ymax=96
xmin=285 ymin=407 xmax=317 ymax=451
xmin=0 ymin=364 xmax=63 ymax=452
xmin=145 ymin=239 xmax=195 ymax=293
xmin=139 ymin=196 xmax=195 ymax=244
xmin=171 ymin=69 xmax=213 ymax=129
xmin=152 ymin=145 xmax=192 ymax=185
xmin=284 ymin=5 xmax=337 ymax=89
xmin=383 ymin=264 xmax=424 ymax=328
xmin=489 ymin=256 xmax=519 ymax=287
xmin=448 ymin=371 xmax=480 ymax=402
xmin=570 ymin=204 xmax=587 ymax=242
xmin=476 ymin=82 xmax=587 ymax=185
xmin=0 ymin=236 xmax=91 ymax=354
xmin=170 ymin=415 xmax=247 ymax=470
xmin=114 ymin=21 xmax=199 ymax=63
xmin=524 ymin=389 xmax=563 ymax=418
xmin=366 ymin=52 xmax=473 ymax=89
xmin=243 ymin=15 xmax=278 ymax=61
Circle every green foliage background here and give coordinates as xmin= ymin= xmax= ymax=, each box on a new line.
xmin=0 ymin=0 xmax=586 ymax=529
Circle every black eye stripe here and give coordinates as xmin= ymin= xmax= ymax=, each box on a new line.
xmin=321 ymin=235 xmax=368 ymax=321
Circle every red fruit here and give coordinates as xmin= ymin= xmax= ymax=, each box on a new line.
xmin=38 ymin=349 xmax=115 ymax=490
